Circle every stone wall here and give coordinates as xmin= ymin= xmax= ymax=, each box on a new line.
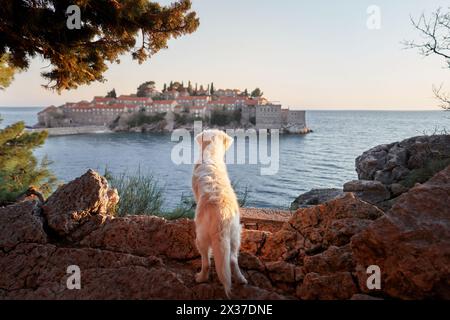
xmin=255 ymin=104 xmax=282 ymax=129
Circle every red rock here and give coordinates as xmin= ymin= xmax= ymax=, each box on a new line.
xmin=303 ymin=245 xmax=355 ymax=275
xmin=240 ymin=208 xmax=291 ymax=232
xmin=0 ymin=200 xmax=47 ymax=251
xmin=351 ymin=165 xmax=450 ymax=299
xmin=240 ymin=229 xmax=269 ymax=255
xmin=289 ymin=193 xmax=383 ymax=252
xmin=257 ymin=194 xmax=383 ymax=264
xmin=246 ymin=271 xmax=273 ymax=290
xmin=259 ymin=229 xmax=304 ymax=262
xmin=296 ymin=272 xmax=358 ymax=300
xmin=80 ymin=215 xmax=198 ymax=260
xmin=265 ymin=261 xmax=296 ymax=283
xmin=238 ymin=252 xmax=265 ymax=272
xmin=42 ymin=169 xmax=119 ymax=239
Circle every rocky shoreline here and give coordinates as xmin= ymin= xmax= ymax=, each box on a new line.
xmin=32 ymin=122 xmax=313 ymax=136
xmin=0 ymin=134 xmax=449 ymax=299
xmin=28 ymin=125 xmax=113 ymax=136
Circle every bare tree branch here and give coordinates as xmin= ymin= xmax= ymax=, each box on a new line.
xmin=406 ymin=8 xmax=450 ymax=111
xmin=404 ymin=8 xmax=450 ymax=63
xmin=432 ymin=83 xmax=450 ymax=110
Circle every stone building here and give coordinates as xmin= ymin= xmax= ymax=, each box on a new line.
xmin=116 ymin=95 xmax=152 ymax=106
xmin=62 ymin=104 xmax=139 ymax=126
xmin=147 ymin=100 xmax=177 ymax=113
xmin=176 ymin=95 xmax=210 ymax=108
xmin=255 ymin=104 xmax=282 ymax=129
xmin=281 ymin=109 xmax=307 ymax=133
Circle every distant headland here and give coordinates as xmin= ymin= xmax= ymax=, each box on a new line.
xmin=35 ymin=81 xmax=311 ymax=135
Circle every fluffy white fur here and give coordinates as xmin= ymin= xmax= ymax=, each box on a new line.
xmin=192 ymin=129 xmax=247 ymax=298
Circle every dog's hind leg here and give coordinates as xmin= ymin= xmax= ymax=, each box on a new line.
xmin=230 ymin=220 xmax=247 ymax=285
xmin=195 ymin=235 xmax=211 ymax=283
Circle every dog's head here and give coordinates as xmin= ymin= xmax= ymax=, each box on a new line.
xmin=195 ymin=130 xmax=233 ymax=157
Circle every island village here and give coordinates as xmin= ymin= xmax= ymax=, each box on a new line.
xmin=37 ymin=81 xmax=310 ymax=134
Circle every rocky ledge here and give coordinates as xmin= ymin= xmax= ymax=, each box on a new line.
xmin=345 ymin=134 xmax=450 ymax=210
xmin=1 ymin=164 xmax=449 ymax=300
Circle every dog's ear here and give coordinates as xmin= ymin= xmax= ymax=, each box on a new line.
xmin=222 ymin=132 xmax=233 ymax=150
xmin=195 ymin=132 xmax=203 ymax=146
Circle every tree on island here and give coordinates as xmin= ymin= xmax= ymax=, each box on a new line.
xmin=163 ymin=83 xmax=167 ymax=92
xmin=136 ymin=81 xmax=156 ymax=97
xmin=169 ymin=81 xmax=182 ymax=91
xmin=0 ymin=119 xmax=57 ymax=205
xmin=106 ymin=89 xmax=117 ymax=98
xmin=210 ymin=82 xmax=214 ymax=95
xmin=405 ymin=7 xmax=450 ymax=110
xmin=243 ymin=88 xmax=249 ymax=97
xmin=251 ymin=87 xmax=263 ymax=98
xmin=0 ymin=0 xmax=199 ymax=92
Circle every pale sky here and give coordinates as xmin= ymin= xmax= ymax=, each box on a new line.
xmin=1 ymin=0 xmax=450 ymax=110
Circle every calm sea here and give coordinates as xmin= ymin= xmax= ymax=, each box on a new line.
xmin=1 ymin=107 xmax=448 ymax=209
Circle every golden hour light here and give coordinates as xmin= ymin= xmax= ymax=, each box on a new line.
xmin=0 ymin=0 xmax=448 ymax=312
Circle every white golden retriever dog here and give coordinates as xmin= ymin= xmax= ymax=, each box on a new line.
xmin=192 ymin=129 xmax=247 ymax=298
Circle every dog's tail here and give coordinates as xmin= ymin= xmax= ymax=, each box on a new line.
xmin=212 ymin=227 xmax=232 ymax=298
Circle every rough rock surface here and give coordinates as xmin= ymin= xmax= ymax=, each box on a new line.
xmin=351 ymin=165 xmax=450 ymax=299
xmin=240 ymin=208 xmax=291 ymax=233
xmin=238 ymin=193 xmax=383 ymax=299
xmin=352 ymin=135 xmax=450 ymax=209
xmin=290 ymin=188 xmax=344 ymax=210
xmin=0 ymin=200 xmax=47 ymax=252
xmin=343 ymin=180 xmax=390 ymax=205
xmin=42 ymin=169 xmax=119 ymax=241
xmin=1 ymin=166 xmax=448 ymax=300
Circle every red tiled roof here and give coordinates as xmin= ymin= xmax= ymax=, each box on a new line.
xmin=245 ymin=99 xmax=259 ymax=105
xmin=219 ymin=96 xmax=246 ymax=102
xmin=117 ymin=95 xmax=152 ymax=101
xmin=176 ymin=96 xmax=209 ymax=101
xmin=93 ymin=96 xmax=116 ymax=102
